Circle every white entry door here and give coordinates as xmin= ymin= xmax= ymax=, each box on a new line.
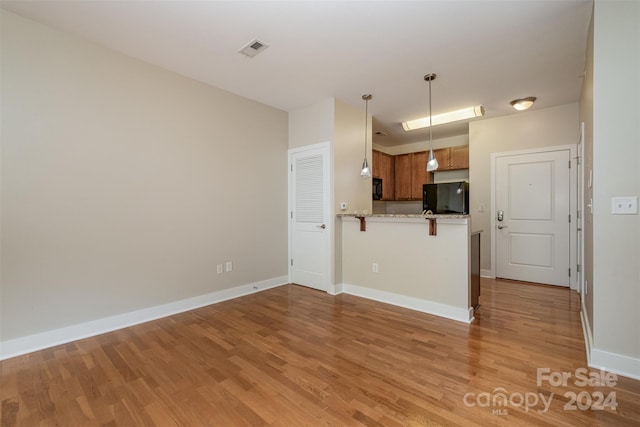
xmin=289 ymin=143 xmax=330 ymax=292
xmin=495 ymin=149 xmax=571 ymax=286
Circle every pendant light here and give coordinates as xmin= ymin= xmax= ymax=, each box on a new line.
xmin=360 ymin=94 xmax=372 ymax=178
xmin=425 ymin=73 xmax=439 ymax=172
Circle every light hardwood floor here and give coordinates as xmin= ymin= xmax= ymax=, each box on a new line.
xmin=1 ymin=279 xmax=639 ymax=426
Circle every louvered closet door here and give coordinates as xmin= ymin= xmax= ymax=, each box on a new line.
xmin=290 ymin=144 xmax=330 ymax=291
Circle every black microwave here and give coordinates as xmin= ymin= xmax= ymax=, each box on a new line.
xmin=372 ymin=178 xmax=383 ymax=200
xmin=423 ymin=181 xmax=469 ymax=214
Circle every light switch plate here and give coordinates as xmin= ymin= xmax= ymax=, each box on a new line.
xmin=611 ymin=196 xmax=638 ymax=215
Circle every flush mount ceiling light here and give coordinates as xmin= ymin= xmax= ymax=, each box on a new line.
xmin=510 ymin=96 xmax=537 ymax=111
xmin=402 ymin=105 xmax=485 ymax=131
xmin=360 ymin=94 xmax=373 ymax=178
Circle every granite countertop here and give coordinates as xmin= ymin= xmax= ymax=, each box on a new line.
xmin=337 ymin=213 xmax=470 ymax=219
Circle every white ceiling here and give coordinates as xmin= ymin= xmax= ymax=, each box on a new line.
xmin=1 ymin=0 xmax=593 ymax=146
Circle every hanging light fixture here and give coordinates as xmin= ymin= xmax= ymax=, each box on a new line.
xmin=360 ymin=94 xmax=372 ymax=178
xmin=424 ymin=73 xmax=439 ymax=172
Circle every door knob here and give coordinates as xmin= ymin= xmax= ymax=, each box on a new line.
xmin=498 ymin=225 xmax=508 ymax=229
xmin=317 ymin=224 xmax=326 ymax=229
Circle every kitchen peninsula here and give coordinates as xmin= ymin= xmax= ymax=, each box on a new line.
xmin=337 ymin=213 xmax=475 ymax=323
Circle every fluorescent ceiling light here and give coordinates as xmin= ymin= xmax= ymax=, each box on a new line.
xmin=402 ymin=105 xmax=485 ymax=131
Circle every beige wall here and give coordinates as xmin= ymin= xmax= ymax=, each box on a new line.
xmin=469 ymin=103 xmax=579 ymax=272
xmin=334 ymin=99 xmax=372 ymax=216
xmin=591 ymin=0 xmax=639 ymax=364
xmin=374 ymin=134 xmax=468 ymax=156
xmin=341 ymin=217 xmax=470 ymax=321
xmin=1 ymin=12 xmax=289 ymax=341
xmin=288 ymin=98 xmax=334 ymax=149
xmin=288 ymin=98 xmax=371 ymax=216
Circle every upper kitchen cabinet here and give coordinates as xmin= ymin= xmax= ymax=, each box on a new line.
xmin=394 ymin=153 xmax=412 ymax=200
xmin=411 ymin=151 xmax=432 ymax=200
xmin=372 ymin=150 xmax=395 ymax=200
xmin=394 ymin=152 xmax=432 ymax=201
xmin=433 ymin=145 xmax=469 ymax=170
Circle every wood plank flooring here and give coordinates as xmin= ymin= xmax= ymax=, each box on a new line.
xmin=2 ymin=279 xmax=639 ymax=426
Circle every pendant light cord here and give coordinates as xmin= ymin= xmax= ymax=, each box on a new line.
xmin=428 ymin=77 xmax=433 ymax=150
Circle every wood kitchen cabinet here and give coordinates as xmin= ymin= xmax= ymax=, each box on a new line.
xmin=372 ymin=150 xmax=395 ymax=200
xmin=394 ymin=153 xmax=412 ymax=200
xmin=450 ymin=145 xmax=469 ymax=169
xmin=470 ymin=231 xmax=481 ymax=310
xmin=394 ymin=152 xmax=432 ymax=200
xmin=382 ymin=145 xmax=469 ymax=201
xmin=432 ymin=145 xmax=469 ymax=170
xmin=411 ymin=151 xmax=432 ymax=200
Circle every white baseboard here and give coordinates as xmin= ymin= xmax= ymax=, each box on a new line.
xmin=0 ymin=276 xmax=288 ymax=361
xmin=327 ymin=283 xmax=344 ymax=295
xmin=580 ymin=299 xmax=639 ymax=380
xmin=589 ymin=349 xmax=640 ymax=380
xmin=341 ymin=283 xmax=472 ymax=323
xmin=580 ymin=299 xmax=593 ymax=365
xmin=480 ymin=269 xmax=493 ymax=278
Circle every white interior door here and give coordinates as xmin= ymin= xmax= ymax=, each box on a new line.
xmin=289 ymin=144 xmax=330 ymax=292
xmin=495 ymin=149 xmax=571 ymax=286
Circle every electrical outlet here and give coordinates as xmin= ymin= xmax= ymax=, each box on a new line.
xmin=217 ymin=264 xmax=223 ymax=274
xmin=372 ymin=262 xmax=379 ymax=273
xmin=225 ymin=261 xmax=233 ymax=272
xmin=611 ymin=196 xmax=638 ymax=214
xmin=340 ymin=202 xmax=348 ymax=210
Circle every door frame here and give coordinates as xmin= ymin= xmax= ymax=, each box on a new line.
xmin=287 ymin=141 xmax=333 ymax=291
xmin=490 ymin=144 xmax=577 ymax=290
xmin=577 ymin=122 xmax=585 ymax=296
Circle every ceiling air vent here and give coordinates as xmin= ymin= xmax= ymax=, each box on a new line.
xmin=239 ymin=39 xmax=269 ymax=58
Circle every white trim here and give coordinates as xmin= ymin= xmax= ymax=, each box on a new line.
xmin=589 ymin=349 xmax=640 ymax=381
xmin=577 ymin=123 xmax=585 ymax=296
xmin=328 ymin=283 xmax=344 ymax=295
xmin=467 ymin=307 xmax=476 ymax=323
xmin=580 ymin=300 xmax=640 ymax=380
xmin=490 ymin=144 xmax=577 ymax=288
xmin=0 ymin=276 xmax=288 ymax=361
xmin=342 ymin=283 xmax=473 ymax=324
xmin=480 ymin=269 xmax=493 ymax=278
xmin=580 ymin=299 xmax=593 ymax=365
